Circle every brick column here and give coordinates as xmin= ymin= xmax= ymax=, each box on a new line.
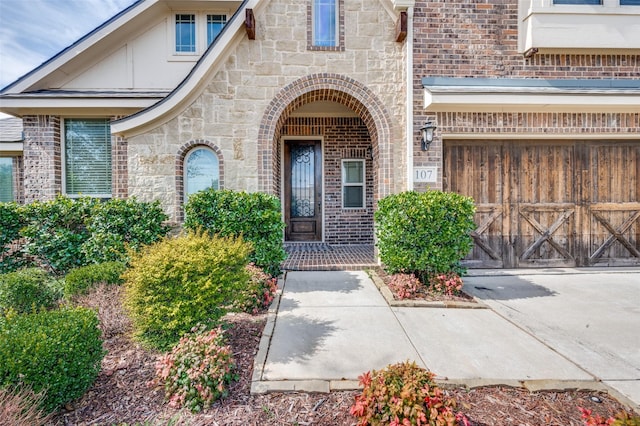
xmin=22 ymin=115 xmax=61 ymax=202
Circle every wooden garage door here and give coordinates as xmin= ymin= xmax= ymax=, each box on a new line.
xmin=444 ymin=140 xmax=640 ymax=268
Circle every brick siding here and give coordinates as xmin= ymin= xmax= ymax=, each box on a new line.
xmin=22 ymin=115 xmax=61 ymax=202
xmin=412 ymin=0 xmax=640 ymax=190
xmin=282 ymin=117 xmax=374 ymax=244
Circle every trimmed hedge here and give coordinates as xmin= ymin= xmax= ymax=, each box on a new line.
xmin=0 ymin=307 xmax=105 ymax=413
xmin=2 ymin=196 xmax=170 ymax=275
xmin=0 ymin=268 xmax=62 ymax=315
xmin=82 ymin=198 xmax=170 ymax=263
xmin=184 ymin=189 xmax=286 ymax=276
xmin=20 ymin=196 xmax=97 ymax=274
xmin=123 ymin=231 xmax=252 ymax=350
xmin=64 ymin=261 xmax=126 ymax=298
xmin=375 ymin=190 xmax=476 ymax=279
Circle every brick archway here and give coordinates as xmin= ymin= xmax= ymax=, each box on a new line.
xmin=258 ymin=73 xmax=394 ymax=200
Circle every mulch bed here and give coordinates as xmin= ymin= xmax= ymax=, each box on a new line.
xmin=48 ymin=284 xmax=634 ymax=426
xmin=372 ymin=267 xmax=477 ymax=303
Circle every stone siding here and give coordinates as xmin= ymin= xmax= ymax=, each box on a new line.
xmin=128 ymin=0 xmax=407 ymax=227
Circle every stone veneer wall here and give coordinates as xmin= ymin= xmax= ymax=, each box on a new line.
xmin=282 ymin=117 xmax=374 ymax=244
xmin=127 ymin=0 xmax=406 ymax=223
xmin=412 ymin=0 xmax=640 ymax=191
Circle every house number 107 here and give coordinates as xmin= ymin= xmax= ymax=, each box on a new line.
xmin=413 ymin=167 xmax=437 ymax=183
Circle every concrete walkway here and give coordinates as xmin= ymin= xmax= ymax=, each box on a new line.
xmin=251 ymin=269 xmax=640 ymax=413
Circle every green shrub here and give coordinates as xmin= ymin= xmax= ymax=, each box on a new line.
xmin=0 ymin=307 xmax=105 ymax=413
xmin=350 ymin=361 xmax=466 ymax=426
xmin=18 ymin=196 xmax=170 ymax=275
xmin=0 ymin=202 xmax=29 ymax=273
xmin=83 ymin=198 xmax=170 ymax=264
xmin=375 ymin=191 xmax=476 ymax=280
xmin=154 ymin=325 xmax=237 ymax=412
xmin=0 ymin=268 xmax=62 ymax=315
xmin=184 ymin=189 xmax=286 ymax=276
xmin=234 ymin=263 xmax=278 ymax=314
xmin=64 ymin=261 xmax=126 ymax=298
xmin=20 ymin=196 xmax=98 ymax=275
xmin=122 ymin=231 xmax=252 ymax=350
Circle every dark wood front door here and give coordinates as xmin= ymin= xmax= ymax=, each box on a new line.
xmin=284 ymin=140 xmax=322 ymax=241
xmin=444 ymin=140 xmax=640 ymax=268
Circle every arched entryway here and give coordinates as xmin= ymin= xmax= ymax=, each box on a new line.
xmin=258 ymin=74 xmax=394 ymax=245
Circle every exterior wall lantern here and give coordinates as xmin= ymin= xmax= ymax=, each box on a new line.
xmin=420 ymin=121 xmax=436 ymax=151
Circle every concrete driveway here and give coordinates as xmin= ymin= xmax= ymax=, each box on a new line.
xmin=463 ymin=268 xmax=640 ymax=412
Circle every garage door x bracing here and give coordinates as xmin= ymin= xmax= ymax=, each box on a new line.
xmin=444 ymin=140 xmax=640 ymax=268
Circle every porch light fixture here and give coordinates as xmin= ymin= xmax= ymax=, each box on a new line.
xmin=420 ymin=121 xmax=436 ymax=151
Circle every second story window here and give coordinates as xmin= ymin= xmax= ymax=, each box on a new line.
xmin=313 ymin=0 xmax=338 ymax=47
xmin=175 ymin=14 xmax=196 ymax=53
xmin=207 ymin=14 xmax=227 ymax=44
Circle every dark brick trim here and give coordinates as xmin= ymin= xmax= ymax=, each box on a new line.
xmin=175 ymin=139 xmax=225 ymax=221
xmin=306 ymin=0 xmax=345 ymax=52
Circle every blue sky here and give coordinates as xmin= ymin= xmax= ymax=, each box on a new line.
xmin=0 ymin=0 xmax=137 ymax=90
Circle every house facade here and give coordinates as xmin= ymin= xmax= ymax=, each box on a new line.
xmin=1 ymin=0 xmax=639 ymax=267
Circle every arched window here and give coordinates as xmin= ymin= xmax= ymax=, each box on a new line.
xmin=184 ymin=147 xmax=219 ymax=200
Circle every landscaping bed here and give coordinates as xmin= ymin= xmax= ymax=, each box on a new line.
xmin=48 ymin=284 xmax=633 ymax=426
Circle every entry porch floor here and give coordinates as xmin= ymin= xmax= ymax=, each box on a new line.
xmin=282 ymin=243 xmax=377 ymax=271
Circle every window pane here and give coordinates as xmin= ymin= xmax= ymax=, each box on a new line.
xmin=207 ymin=14 xmax=227 ymax=45
xmin=0 ymin=158 xmax=13 ymax=202
xmin=186 ymin=148 xmax=219 ymax=197
xmin=176 ymin=14 xmax=196 ymax=52
xmin=313 ymin=0 xmax=337 ymax=46
xmin=343 ymin=186 xmax=363 ymax=208
xmin=553 ymin=0 xmax=601 ymax=4
xmin=343 ymin=161 xmax=363 ymax=184
xmin=65 ymin=119 xmax=111 ymax=196
xmin=621 ymin=0 xmax=640 ymax=4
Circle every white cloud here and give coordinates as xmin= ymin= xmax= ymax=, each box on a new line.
xmin=0 ymin=0 xmax=137 ymax=89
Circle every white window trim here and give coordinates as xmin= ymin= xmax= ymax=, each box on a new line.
xmin=168 ymin=10 xmax=230 ymax=61
xmin=62 ymin=118 xmax=113 ymax=199
xmin=341 ymin=159 xmax=365 ymax=209
xmin=312 ymin=0 xmax=339 ymax=47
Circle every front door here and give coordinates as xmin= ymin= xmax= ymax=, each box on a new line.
xmin=284 ymin=140 xmax=322 ymax=241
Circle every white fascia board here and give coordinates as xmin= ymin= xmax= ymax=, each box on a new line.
xmin=3 ymin=0 xmax=159 ymax=94
xmin=0 ymin=97 xmax=160 ymax=117
xmin=424 ymin=87 xmax=640 ymax=113
xmin=112 ymin=0 xmax=264 ymax=137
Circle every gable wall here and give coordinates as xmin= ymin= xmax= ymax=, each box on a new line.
xmin=127 ymin=0 xmax=408 ymax=221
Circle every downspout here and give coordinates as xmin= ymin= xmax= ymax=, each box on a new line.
xmin=406 ymin=6 xmax=414 ymax=190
